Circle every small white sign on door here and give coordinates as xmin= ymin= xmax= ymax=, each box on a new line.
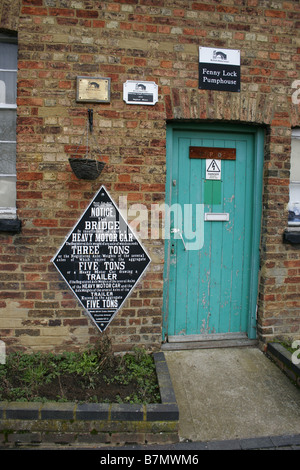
xmin=206 ymin=159 xmax=221 ymax=180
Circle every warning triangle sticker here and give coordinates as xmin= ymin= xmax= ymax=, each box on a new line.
xmin=207 ymin=159 xmax=220 ymax=173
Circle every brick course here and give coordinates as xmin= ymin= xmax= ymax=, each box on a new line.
xmin=0 ymin=0 xmax=299 ymax=353
xmin=0 ymin=352 xmax=179 ymax=448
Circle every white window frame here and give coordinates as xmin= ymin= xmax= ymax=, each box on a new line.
xmin=0 ymin=34 xmax=17 ymax=220
xmin=288 ymin=128 xmax=300 ymax=227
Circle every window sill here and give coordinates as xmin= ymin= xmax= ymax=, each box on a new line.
xmin=283 ymin=228 xmax=300 ymax=245
xmin=0 ymin=218 xmax=21 ymax=233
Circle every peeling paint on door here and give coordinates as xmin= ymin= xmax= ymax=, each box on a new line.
xmin=163 ymin=125 xmax=264 ymax=341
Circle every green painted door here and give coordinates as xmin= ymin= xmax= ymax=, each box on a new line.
xmin=163 ymin=125 xmax=264 ymax=341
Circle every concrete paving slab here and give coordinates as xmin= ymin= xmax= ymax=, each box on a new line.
xmin=164 ymin=346 xmax=300 ymax=442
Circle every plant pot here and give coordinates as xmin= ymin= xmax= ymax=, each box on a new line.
xmin=69 ymin=158 xmax=105 ymax=180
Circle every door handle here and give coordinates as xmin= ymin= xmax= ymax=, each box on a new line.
xmin=171 ymin=228 xmax=187 ymax=251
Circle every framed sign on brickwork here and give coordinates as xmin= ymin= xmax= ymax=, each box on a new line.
xmin=199 ymin=47 xmax=240 ymax=92
xmin=123 ymin=80 xmax=158 ymax=105
xmin=76 ymin=76 xmax=111 ymax=103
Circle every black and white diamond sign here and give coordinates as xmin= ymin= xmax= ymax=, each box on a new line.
xmin=52 ymin=186 xmax=151 ymax=332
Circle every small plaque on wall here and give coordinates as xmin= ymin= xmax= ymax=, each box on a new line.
xmin=76 ymin=76 xmax=111 ymax=103
xmin=123 ymin=80 xmax=158 ymax=105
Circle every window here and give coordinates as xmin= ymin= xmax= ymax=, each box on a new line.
xmin=288 ymin=128 xmax=300 ymax=226
xmin=0 ymin=33 xmax=17 ymax=219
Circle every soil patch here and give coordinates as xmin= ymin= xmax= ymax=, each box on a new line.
xmin=0 ymin=342 xmax=161 ymax=404
xmin=36 ymin=364 xmax=139 ymax=403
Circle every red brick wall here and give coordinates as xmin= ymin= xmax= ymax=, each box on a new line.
xmin=0 ymin=0 xmax=299 ymax=353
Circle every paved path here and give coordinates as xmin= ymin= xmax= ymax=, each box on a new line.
xmin=164 ymin=346 xmax=300 ymax=443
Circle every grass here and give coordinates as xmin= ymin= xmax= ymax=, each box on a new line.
xmin=278 ymin=340 xmax=299 ymax=355
xmin=0 ymin=339 xmax=161 ymax=405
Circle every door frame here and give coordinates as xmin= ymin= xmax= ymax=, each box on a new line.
xmin=162 ymin=122 xmax=265 ymax=341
